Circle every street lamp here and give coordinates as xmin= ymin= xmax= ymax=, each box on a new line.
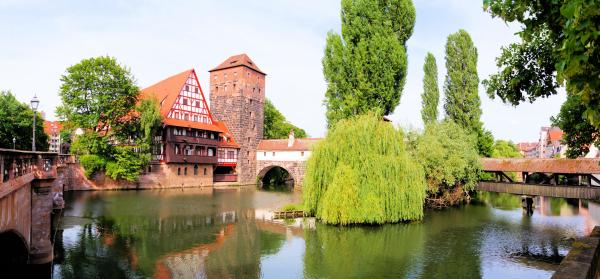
xmin=12 ymin=137 xmax=15 ymax=150
xmin=30 ymin=94 xmax=39 ymax=152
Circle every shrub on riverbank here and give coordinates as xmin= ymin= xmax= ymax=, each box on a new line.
xmin=408 ymin=120 xmax=481 ymax=206
xmin=303 ymin=113 xmax=426 ymax=225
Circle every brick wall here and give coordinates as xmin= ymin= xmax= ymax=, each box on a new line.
xmin=209 ymin=66 xmax=265 ymax=185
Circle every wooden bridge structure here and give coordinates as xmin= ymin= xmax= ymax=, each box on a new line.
xmin=0 ymin=149 xmax=73 ymax=270
xmin=478 ymin=158 xmax=600 ymax=200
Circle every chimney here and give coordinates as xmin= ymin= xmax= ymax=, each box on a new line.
xmin=288 ymin=130 xmax=295 ymax=147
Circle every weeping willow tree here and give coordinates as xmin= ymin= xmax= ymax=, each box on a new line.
xmin=303 ymin=113 xmax=426 ymax=225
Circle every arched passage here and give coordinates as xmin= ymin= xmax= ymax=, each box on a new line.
xmin=257 ymin=165 xmax=295 ymax=190
xmin=0 ymin=230 xmax=29 ymax=265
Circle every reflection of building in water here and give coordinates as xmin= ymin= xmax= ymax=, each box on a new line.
xmin=154 ymin=224 xmax=234 ymax=279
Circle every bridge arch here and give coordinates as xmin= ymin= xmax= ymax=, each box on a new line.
xmin=0 ymin=230 xmax=29 ymax=265
xmin=257 ymin=164 xmax=297 ymax=189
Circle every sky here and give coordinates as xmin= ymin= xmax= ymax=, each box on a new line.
xmin=0 ymin=0 xmax=566 ymax=143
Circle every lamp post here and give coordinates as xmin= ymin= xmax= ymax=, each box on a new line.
xmin=30 ymin=94 xmax=39 ymax=152
xmin=12 ymin=137 xmax=15 ymax=150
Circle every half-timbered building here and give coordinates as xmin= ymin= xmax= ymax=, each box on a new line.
xmin=140 ymin=69 xmax=239 ymax=186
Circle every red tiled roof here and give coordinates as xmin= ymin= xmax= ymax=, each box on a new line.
xmin=214 ymin=121 xmax=240 ymax=148
xmin=548 ymin=127 xmax=563 ymax=142
xmin=140 ymin=69 xmax=192 ymax=117
xmin=257 ymin=138 xmax=322 ymax=151
xmin=43 ymin=121 xmax=63 ymax=135
xmin=140 ymin=69 xmax=223 ymax=133
xmin=517 ymin=142 xmax=537 ymax=152
xmin=209 ymin=54 xmax=265 ymax=75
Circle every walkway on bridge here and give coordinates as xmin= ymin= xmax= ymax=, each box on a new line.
xmin=479 ymin=158 xmax=600 ymax=200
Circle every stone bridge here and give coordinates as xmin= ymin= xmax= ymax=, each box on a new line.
xmin=0 ymin=149 xmax=71 ymax=269
xmin=255 ymin=137 xmax=319 ymax=189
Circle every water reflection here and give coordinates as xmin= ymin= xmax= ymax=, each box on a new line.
xmin=53 ymin=190 xmax=599 ymax=278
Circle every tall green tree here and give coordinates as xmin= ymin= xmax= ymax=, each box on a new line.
xmin=56 ymin=56 xmax=139 ymax=133
xmin=264 ymin=99 xmax=307 ymax=139
xmin=552 ymin=94 xmax=598 ymax=158
xmin=443 ymin=29 xmax=481 ymax=133
xmin=0 ymin=91 xmax=49 ymax=151
xmin=491 ymin=140 xmax=522 ymax=158
xmin=322 ymin=0 xmax=416 ymax=126
xmin=421 ymin=53 xmax=440 ymax=125
xmin=482 ymin=0 xmax=600 ymax=154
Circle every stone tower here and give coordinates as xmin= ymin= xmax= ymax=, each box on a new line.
xmin=209 ymin=54 xmax=265 ymax=184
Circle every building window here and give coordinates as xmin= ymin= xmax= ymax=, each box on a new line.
xmin=204 ymin=168 xmax=207 ymax=175
xmin=250 ymin=111 xmax=253 ymax=117
xmin=263 ymin=152 xmax=266 ymax=156
xmin=195 ymin=101 xmax=200 ymax=108
xmin=214 ymin=75 xmax=218 ymax=80
xmin=177 ymin=167 xmax=181 ymax=175
xmin=184 ymin=167 xmax=188 ymax=175
xmin=183 ymin=98 xmax=188 ymax=105
xmin=224 ymin=85 xmax=228 ymax=91
xmin=194 ymin=164 xmax=198 ymax=175
xmin=253 ymin=124 xmax=256 ymax=131
xmin=247 ymin=137 xmax=250 ymax=143
xmin=194 ymin=115 xmax=198 ymax=122
xmin=175 ymin=144 xmax=180 ymax=155
xmin=301 ymin=151 xmax=305 ymax=156
xmin=272 ymin=152 xmax=275 ymax=156
xmin=185 ymin=85 xmax=189 ymax=91
xmin=174 ymin=112 xmax=179 ymax=119
xmin=208 ymin=148 xmax=214 ymax=156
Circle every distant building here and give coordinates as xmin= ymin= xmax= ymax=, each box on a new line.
xmin=517 ymin=142 xmax=538 ymax=158
xmin=539 ymin=126 xmax=565 ymax=158
xmin=43 ymin=121 xmax=62 ymax=153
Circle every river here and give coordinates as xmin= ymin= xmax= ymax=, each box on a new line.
xmin=51 ymin=189 xmax=599 ymax=278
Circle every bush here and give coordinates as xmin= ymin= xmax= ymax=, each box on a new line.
xmin=409 ymin=120 xmax=481 ymax=197
xmin=280 ymin=203 xmax=303 ymax=212
xmin=79 ymin=154 xmax=107 ymax=178
xmin=303 ymin=113 xmax=426 ymax=225
xmin=105 ymin=146 xmax=148 ymax=182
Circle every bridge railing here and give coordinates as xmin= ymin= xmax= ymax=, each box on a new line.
xmin=0 ymin=149 xmax=59 ymax=188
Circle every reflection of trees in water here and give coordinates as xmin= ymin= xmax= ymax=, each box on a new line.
xmin=476 ymin=192 xmax=521 ymax=210
xmin=303 ymin=223 xmax=425 ymax=278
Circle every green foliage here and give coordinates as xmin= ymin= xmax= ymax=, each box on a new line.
xmin=79 ymin=154 xmax=107 ymax=178
xmin=105 ymin=146 xmax=148 ymax=182
xmin=477 ymin=127 xmax=494 ymax=158
xmin=444 ymin=29 xmax=481 ymax=134
xmin=264 ymin=99 xmax=307 ymax=139
xmin=492 ymin=140 xmax=522 ymax=158
xmin=303 ymin=113 xmax=426 ymax=225
xmin=0 ymin=91 xmax=49 ymax=151
xmin=56 ymin=56 xmax=139 ymax=133
xmin=280 ymin=203 xmax=303 ymax=212
xmin=552 ymin=94 xmax=598 ymax=158
xmin=322 ymin=0 xmax=415 ymax=126
xmin=421 ymin=53 xmax=440 ymax=125
xmin=138 ymin=98 xmax=162 ymax=145
xmin=409 ymin=120 xmax=481 ymax=194
xmin=482 ymin=0 xmax=600 ymax=151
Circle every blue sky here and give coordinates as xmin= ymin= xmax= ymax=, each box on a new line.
xmin=0 ymin=0 xmax=566 ymax=143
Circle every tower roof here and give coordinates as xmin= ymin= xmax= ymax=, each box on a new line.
xmin=209 ymin=54 xmax=266 ymax=75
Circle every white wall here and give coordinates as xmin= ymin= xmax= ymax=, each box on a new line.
xmin=256 ymin=150 xmax=311 ymax=162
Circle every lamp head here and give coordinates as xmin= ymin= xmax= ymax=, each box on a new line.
xmin=30 ymin=94 xmax=40 ymax=111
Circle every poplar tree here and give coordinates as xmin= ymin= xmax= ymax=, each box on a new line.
xmin=443 ymin=29 xmax=481 ymax=133
xmin=322 ymin=0 xmax=416 ymax=127
xmin=421 ymin=53 xmax=439 ymax=125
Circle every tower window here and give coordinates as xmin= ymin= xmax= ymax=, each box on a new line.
xmin=194 ymin=164 xmax=198 ymax=175
xmin=184 ymin=167 xmax=187 ymax=175
xmin=204 ymin=168 xmax=207 ymax=175
xmin=247 ymin=137 xmax=250 ymax=143
xmin=177 ymin=167 xmax=181 ymax=175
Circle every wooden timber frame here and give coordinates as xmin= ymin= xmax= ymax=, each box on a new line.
xmin=477 ymin=158 xmax=600 ymax=200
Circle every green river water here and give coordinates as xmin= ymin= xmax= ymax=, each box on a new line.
xmin=52 ymin=188 xmax=599 ymax=278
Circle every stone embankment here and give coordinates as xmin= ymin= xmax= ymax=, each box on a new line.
xmin=553 ymin=226 xmax=600 ymax=279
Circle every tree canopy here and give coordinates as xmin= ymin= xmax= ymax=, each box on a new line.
xmin=552 ymin=94 xmax=598 ymax=158
xmin=482 ymin=0 xmax=600 ymax=154
xmin=421 ymin=53 xmax=440 ymax=125
xmin=491 ymin=140 xmax=522 ymax=158
xmin=408 ymin=120 xmax=481 ymax=202
xmin=0 ymin=91 xmax=49 ymax=151
xmin=264 ymin=99 xmax=307 ymax=139
xmin=57 ymin=56 xmax=139 ymax=133
xmin=322 ymin=0 xmax=415 ymax=126
xmin=444 ymin=29 xmax=481 ymax=133
xmin=303 ymin=113 xmax=426 ymax=225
